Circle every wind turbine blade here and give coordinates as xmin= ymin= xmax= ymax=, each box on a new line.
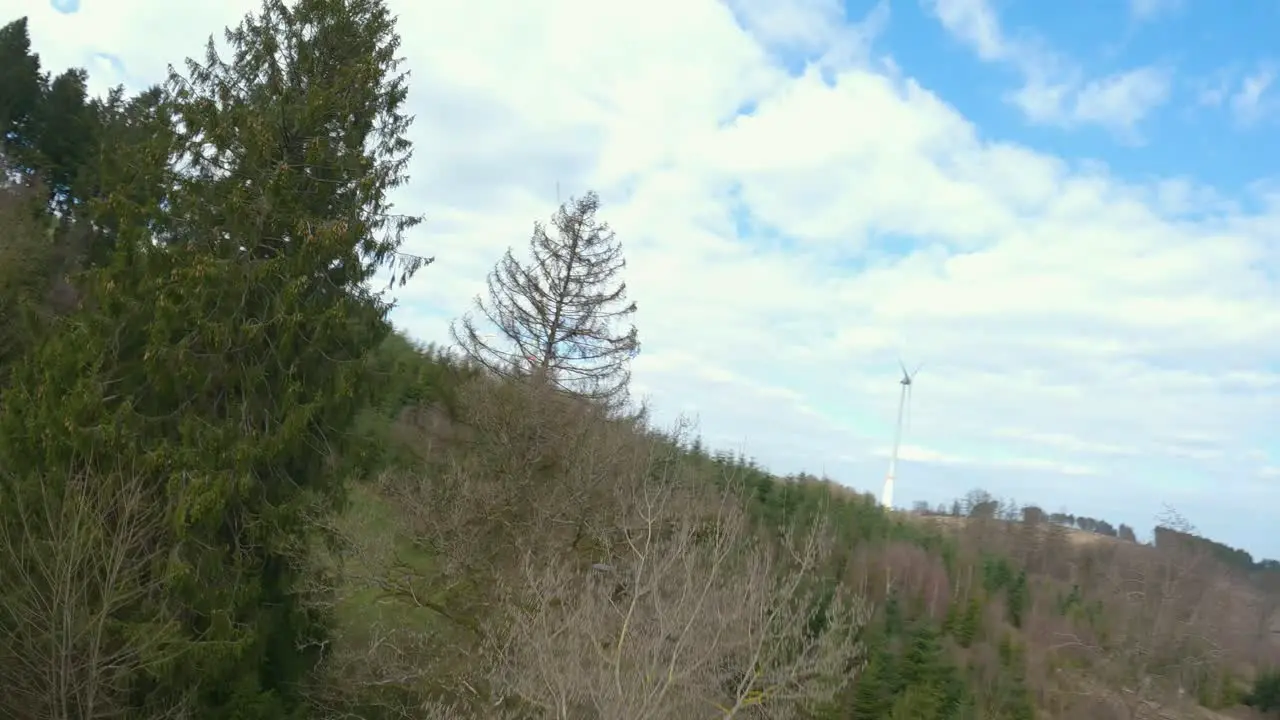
xmin=912 ymin=361 xmax=925 ymax=378
xmin=905 ymin=380 xmax=914 ymax=435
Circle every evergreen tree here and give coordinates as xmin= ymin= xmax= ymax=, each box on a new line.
xmin=942 ymin=599 xmax=958 ymax=636
xmin=982 ymin=554 xmax=1012 ymax=593
xmin=889 ymin=685 xmax=941 ymax=720
xmin=1245 ymin=668 xmax=1280 ymax=713
xmin=0 ymin=0 xmax=427 ymax=716
xmin=0 ymin=18 xmax=45 ymax=173
xmin=34 ymin=67 xmax=95 ymax=207
xmin=954 ymin=596 xmax=981 ymax=648
xmin=1007 ymin=569 xmax=1029 ymax=629
xmin=884 ymin=592 xmax=904 ymax=636
xmin=1001 ymin=679 xmax=1036 ymax=720
xmin=0 ymin=181 xmax=65 ymax=384
xmin=0 ymin=19 xmax=99 ymax=207
xmin=78 ymin=85 xmax=177 ymax=266
xmin=938 ymin=670 xmax=971 ymax=720
xmin=900 ymin=624 xmax=945 ymax=690
xmin=849 ymin=654 xmax=893 ymax=719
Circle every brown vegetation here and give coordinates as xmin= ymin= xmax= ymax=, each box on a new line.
xmin=314 ymin=377 xmax=870 ymax=719
xmin=299 ymin=350 xmax=1280 ymax=720
xmin=898 ymin=499 xmax=1280 ymax=719
xmin=0 ymin=463 xmax=180 ymax=720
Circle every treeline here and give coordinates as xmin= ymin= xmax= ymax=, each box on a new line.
xmin=1154 ymin=524 xmax=1280 ymax=575
xmin=914 ymin=490 xmax=1280 ymax=576
xmin=911 ymin=492 xmax=1137 ymax=542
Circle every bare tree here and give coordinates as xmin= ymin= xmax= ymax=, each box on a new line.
xmin=488 ymin=462 xmax=870 ymax=720
xmin=452 ymin=191 xmax=639 ymax=406
xmin=0 ymin=464 xmax=182 ymax=720
xmin=1048 ymin=508 xmax=1225 ymax=719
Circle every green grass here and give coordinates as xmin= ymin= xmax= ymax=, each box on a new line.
xmin=332 ymin=482 xmax=440 ymax=638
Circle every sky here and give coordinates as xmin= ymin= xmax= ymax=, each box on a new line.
xmin=12 ymin=0 xmax=1280 ymax=559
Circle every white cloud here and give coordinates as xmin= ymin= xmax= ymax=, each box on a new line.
xmin=1129 ymin=0 xmax=1183 ymax=22
xmin=1070 ymin=66 xmax=1173 ymax=141
xmin=871 ymin=444 xmax=1101 ymax=477
xmin=1198 ymin=75 xmax=1231 ymax=108
xmin=15 ymin=0 xmax=1280 ymax=555
xmin=925 ymin=0 xmax=1172 ymax=134
xmin=1231 ymin=65 xmax=1276 ymax=126
xmin=991 ymin=429 xmax=1138 ymax=457
xmin=725 ymin=0 xmax=889 ymax=68
xmin=1197 ymin=62 xmax=1277 ymax=127
xmin=924 ymin=0 xmax=1009 ymax=63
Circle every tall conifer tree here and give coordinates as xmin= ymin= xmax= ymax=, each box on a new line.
xmin=0 ymin=0 xmax=427 ymax=716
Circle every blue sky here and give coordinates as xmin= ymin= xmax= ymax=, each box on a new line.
xmin=16 ymin=0 xmax=1280 ymax=559
xmin=884 ymin=0 xmax=1280 ymax=193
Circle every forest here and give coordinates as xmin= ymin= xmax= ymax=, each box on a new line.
xmin=1 ymin=1 xmax=1279 ymax=718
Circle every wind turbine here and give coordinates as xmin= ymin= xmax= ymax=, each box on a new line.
xmin=881 ymin=360 xmax=922 ymax=510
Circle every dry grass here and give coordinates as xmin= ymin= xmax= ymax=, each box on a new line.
xmin=913 ymin=513 xmax=1124 ymax=548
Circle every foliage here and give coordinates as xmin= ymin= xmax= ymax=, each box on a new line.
xmin=1246 ymin=668 xmax=1280 ymax=715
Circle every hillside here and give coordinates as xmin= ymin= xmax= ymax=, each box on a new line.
xmin=925 ymin=510 xmax=1280 ymax=623
xmin=312 ymin=339 xmax=1280 ymax=719
xmin=2 ymin=2 xmax=1280 ymax=719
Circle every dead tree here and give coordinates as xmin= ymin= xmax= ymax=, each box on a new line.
xmin=452 ymin=191 xmax=639 ymax=407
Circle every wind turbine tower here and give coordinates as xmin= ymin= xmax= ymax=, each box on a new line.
xmin=881 ymin=360 xmax=921 ymax=510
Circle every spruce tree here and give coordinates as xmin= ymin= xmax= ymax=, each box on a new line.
xmin=162 ymin=0 xmax=426 ymax=711
xmin=1007 ymin=569 xmax=1028 ymax=628
xmin=0 ymin=20 xmax=98 ymax=206
xmin=1245 ymin=668 xmax=1280 ymax=712
xmin=0 ymin=18 xmax=44 ymax=174
xmin=955 ymin=596 xmax=981 ymax=648
xmin=889 ymin=685 xmax=941 ymax=720
xmin=849 ymin=655 xmax=892 ymax=719
xmin=0 ymin=0 xmax=426 ymax=716
xmin=0 ymin=181 xmax=61 ymax=384
xmin=76 ymin=85 xmax=178 ymax=266
xmin=900 ymin=624 xmax=946 ymax=691
xmin=883 ymin=592 xmax=904 ymax=636
xmin=35 ymin=68 xmax=95 ymax=207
